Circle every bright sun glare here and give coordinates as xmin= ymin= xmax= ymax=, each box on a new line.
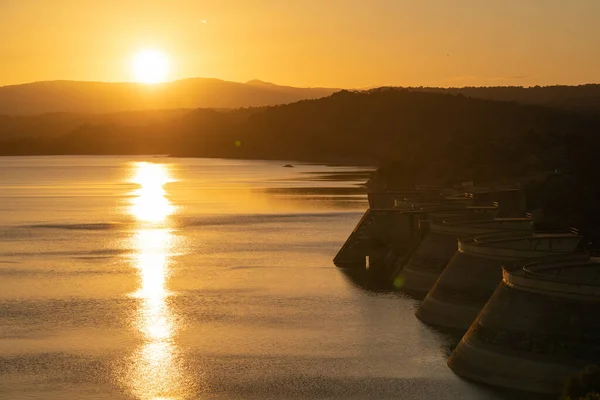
xmin=130 ymin=162 xmax=175 ymax=223
xmin=131 ymin=49 xmax=170 ymax=84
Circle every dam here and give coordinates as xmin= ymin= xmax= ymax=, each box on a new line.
xmin=333 ymin=209 xmax=425 ymax=271
xmin=394 ymin=215 xmax=534 ymax=298
xmin=335 ymin=183 xmax=599 ymax=395
xmin=448 ymin=253 xmax=600 ymax=394
xmin=416 ymin=230 xmax=583 ymax=330
xmin=335 ymin=187 xmax=529 ymax=293
xmin=334 ymin=189 xmax=477 ymax=271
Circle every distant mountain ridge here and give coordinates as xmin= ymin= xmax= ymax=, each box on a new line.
xmin=0 ymin=78 xmax=338 ymax=115
xmin=3 ymin=78 xmax=600 ymax=116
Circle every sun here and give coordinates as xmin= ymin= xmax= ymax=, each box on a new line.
xmin=131 ymin=49 xmax=170 ymax=84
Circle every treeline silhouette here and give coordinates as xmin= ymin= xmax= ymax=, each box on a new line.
xmin=410 ymin=84 xmax=600 ymax=114
xmin=2 ymin=88 xmax=599 ymax=175
xmin=3 ymin=88 xmax=600 ymax=242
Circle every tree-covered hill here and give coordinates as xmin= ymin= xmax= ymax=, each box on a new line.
xmin=2 ymin=88 xmax=599 ymax=182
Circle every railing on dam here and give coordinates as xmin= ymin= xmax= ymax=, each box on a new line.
xmin=502 ymin=253 xmax=600 ymax=298
xmin=457 ymin=230 xmax=582 ymax=259
xmin=429 ymin=216 xmax=533 ymax=236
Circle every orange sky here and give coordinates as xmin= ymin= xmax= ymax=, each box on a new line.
xmin=1 ymin=0 xmax=599 ymax=88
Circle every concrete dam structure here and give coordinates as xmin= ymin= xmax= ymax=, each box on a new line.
xmin=336 ymin=187 xmax=528 ymax=292
xmin=333 ymin=209 xmax=426 ymax=270
xmin=336 ymin=189 xmax=479 ymax=270
xmin=335 ymin=184 xmax=600 ymax=395
xmin=394 ymin=215 xmax=534 ymax=298
xmin=448 ymin=254 xmax=600 ymax=394
xmin=336 ymin=190 xmax=498 ymax=268
xmin=416 ymin=231 xmax=583 ymax=331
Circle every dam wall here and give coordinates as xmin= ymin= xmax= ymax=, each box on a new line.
xmin=448 ymin=254 xmax=600 ymax=394
xmin=337 ymin=187 xmax=527 ymax=294
xmin=394 ymin=217 xmax=534 ymax=298
xmin=416 ymin=231 xmax=583 ymax=330
xmin=333 ymin=209 xmax=425 ymax=272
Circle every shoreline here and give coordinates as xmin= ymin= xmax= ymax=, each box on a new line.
xmin=0 ymin=153 xmax=378 ymax=168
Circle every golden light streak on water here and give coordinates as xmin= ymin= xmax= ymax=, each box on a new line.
xmin=130 ymin=163 xmax=175 ymax=223
xmin=126 ymin=162 xmax=185 ymax=400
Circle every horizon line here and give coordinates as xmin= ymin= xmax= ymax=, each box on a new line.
xmin=2 ymin=77 xmax=600 ymax=91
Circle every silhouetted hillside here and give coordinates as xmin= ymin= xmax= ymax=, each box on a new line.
xmin=3 ymin=88 xmax=599 ymax=178
xmin=0 ymin=78 xmax=337 ymax=115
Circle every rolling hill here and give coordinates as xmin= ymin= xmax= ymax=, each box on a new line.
xmin=0 ymin=78 xmax=338 ymax=115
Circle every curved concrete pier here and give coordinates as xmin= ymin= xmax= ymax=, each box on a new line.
xmin=416 ymin=232 xmax=582 ymax=330
xmin=394 ymin=216 xmax=533 ymax=298
xmin=448 ymin=254 xmax=600 ymax=394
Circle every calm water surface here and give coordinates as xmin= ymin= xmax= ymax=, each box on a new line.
xmin=0 ymin=156 xmax=506 ymax=400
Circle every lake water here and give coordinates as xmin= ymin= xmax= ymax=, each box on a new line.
xmin=0 ymin=156 xmax=507 ymax=400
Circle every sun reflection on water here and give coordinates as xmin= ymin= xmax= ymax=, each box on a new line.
xmin=130 ymin=163 xmax=175 ymax=223
xmin=126 ymin=162 xmax=185 ymax=400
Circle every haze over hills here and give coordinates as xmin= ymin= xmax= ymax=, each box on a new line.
xmin=0 ymin=78 xmax=338 ymax=115
xmin=3 ymin=77 xmax=600 ymax=116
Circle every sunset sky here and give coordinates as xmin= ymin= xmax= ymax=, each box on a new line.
xmin=1 ymin=0 xmax=599 ymax=88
